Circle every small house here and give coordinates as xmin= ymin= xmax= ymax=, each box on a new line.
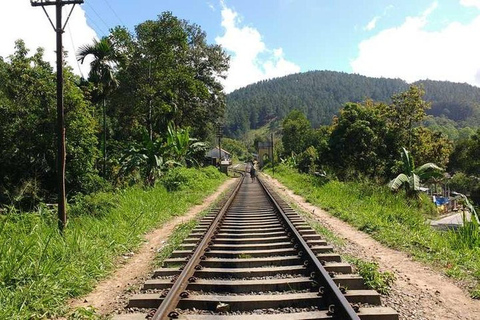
xmin=206 ymin=147 xmax=231 ymax=166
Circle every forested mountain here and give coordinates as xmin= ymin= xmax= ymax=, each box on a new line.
xmin=225 ymin=71 xmax=480 ymax=137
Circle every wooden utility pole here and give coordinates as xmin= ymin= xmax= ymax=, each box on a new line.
xmin=31 ymin=0 xmax=84 ymax=232
xmin=271 ymin=133 xmax=274 ymax=177
xmin=217 ymin=124 xmax=223 ymax=165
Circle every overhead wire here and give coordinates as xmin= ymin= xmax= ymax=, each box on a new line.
xmin=84 ymin=11 xmax=108 ymax=36
xmin=101 ymin=0 xmax=126 ymax=26
xmin=84 ymin=1 xmax=110 ymax=34
xmin=67 ymin=23 xmax=85 ymax=78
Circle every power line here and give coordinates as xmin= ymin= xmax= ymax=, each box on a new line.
xmin=102 ymin=0 xmax=125 ymax=26
xmin=84 ymin=11 xmax=108 ymax=36
xmin=85 ymin=1 xmax=110 ymax=32
xmin=67 ymin=23 xmax=85 ymax=78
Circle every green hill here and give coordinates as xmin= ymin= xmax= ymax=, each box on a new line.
xmin=225 ymin=70 xmax=480 ymax=137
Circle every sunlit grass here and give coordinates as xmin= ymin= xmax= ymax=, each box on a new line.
xmin=265 ymin=165 xmax=480 ymax=298
xmin=0 ymin=167 xmax=228 ymax=319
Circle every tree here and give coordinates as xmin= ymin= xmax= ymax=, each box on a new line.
xmin=0 ymin=40 xmax=99 ymax=207
xmin=282 ymin=110 xmax=312 ymax=155
xmin=409 ymin=127 xmax=452 ymax=169
xmin=389 ymin=148 xmax=444 ymax=197
xmin=78 ymin=37 xmax=119 ymax=176
xmin=110 ymin=13 xmax=229 ymax=142
xmin=329 ymin=102 xmax=389 ymax=179
xmin=383 ymin=85 xmax=430 ymax=150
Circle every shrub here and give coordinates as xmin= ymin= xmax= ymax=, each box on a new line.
xmin=161 ymin=167 xmax=223 ymax=192
xmin=69 ymin=192 xmax=117 ymax=217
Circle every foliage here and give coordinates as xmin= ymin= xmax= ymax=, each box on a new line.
xmin=449 ymin=173 xmax=480 ymax=205
xmin=349 ymin=258 xmax=395 ymax=295
xmin=449 ymin=129 xmax=480 ymax=176
xmin=119 ymin=124 xmax=208 ymax=186
xmin=225 ymin=70 xmax=480 ymax=138
xmin=77 ymin=37 xmax=119 ymax=101
xmin=78 ymin=36 xmax=120 ymax=177
xmin=386 ymin=85 xmax=431 ymax=150
xmin=282 ymin=109 xmax=313 ymax=155
xmin=266 ymin=164 xmax=480 ymax=298
xmin=0 ymin=168 xmax=227 ymax=319
xmin=109 ymin=13 xmax=229 ymax=141
xmin=119 ymin=130 xmax=173 ymax=186
xmin=0 ymin=40 xmax=100 ymax=208
xmin=161 ymin=166 xmax=223 ymax=192
xmin=220 ymin=138 xmax=249 ymax=161
xmin=275 ymin=87 xmax=451 ymax=182
xmin=388 ymin=148 xmax=444 ymax=196
xmin=329 ymin=101 xmax=389 ymax=179
xmin=297 ymin=146 xmax=318 ymax=174
xmin=69 ymin=192 xmax=117 ymax=218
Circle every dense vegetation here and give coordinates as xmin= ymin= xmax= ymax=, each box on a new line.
xmin=237 ymin=84 xmax=479 ymax=206
xmin=278 ymin=86 xmax=453 ymax=180
xmin=0 ymin=12 xmax=229 ymax=210
xmin=225 ymin=70 xmax=480 ymax=138
xmin=0 ymin=167 xmax=227 ymax=319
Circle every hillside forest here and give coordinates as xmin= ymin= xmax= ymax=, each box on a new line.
xmin=225 ymin=72 xmax=480 ymax=205
xmin=225 ymin=71 xmax=480 ymax=140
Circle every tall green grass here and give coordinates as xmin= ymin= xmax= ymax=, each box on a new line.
xmin=266 ymin=165 xmax=480 ymax=298
xmin=0 ymin=167 xmax=228 ymax=319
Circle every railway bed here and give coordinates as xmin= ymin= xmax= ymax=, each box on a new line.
xmin=115 ymin=174 xmax=398 ymax=320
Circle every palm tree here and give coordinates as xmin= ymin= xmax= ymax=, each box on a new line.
xmin=389 ymin=148 xmax=444 ymax=197
xmin=77 ymin=37 xmax=119 ymax=176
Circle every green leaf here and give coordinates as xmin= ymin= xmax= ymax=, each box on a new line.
xmin=388 ymin=173 xmax=409 ymax=191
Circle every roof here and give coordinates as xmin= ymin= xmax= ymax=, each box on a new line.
xmin=206 ymin=146 xmax=231 ymax=158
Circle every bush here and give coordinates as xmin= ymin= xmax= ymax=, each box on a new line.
xmin=69 ymin=192 xmax=117 ymax=217
xmin=161 ymin=166 xmax=223 ymax=192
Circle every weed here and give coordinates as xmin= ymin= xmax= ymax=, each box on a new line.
xmin=348 ymin=258 xmax=395 ymax=295
xmin=68 ymin=307 xmax=102 ymax=320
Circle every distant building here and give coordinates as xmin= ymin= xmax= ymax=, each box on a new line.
xmin=206 ymin=147 xmax=231 ymax=165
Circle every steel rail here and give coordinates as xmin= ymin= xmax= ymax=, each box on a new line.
xmin=257 ymin=176 xmax=360 ymax=319
xmin=151 ymin=173 xmax=244 ymax=320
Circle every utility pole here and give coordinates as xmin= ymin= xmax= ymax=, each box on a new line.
xmin=271 ymin=133 xmax=274 ymax=177
xmin=217 ymin=124 xmax=223 ymax=166
xmin=31 ymin=0 xmax=84 ymax=232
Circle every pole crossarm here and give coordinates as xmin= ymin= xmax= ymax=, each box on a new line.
xmin=31 ymin=0 xmax=83 ymax=6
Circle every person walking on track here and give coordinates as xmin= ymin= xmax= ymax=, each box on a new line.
xmin=250 ymin=162 xmax=256 ymax=182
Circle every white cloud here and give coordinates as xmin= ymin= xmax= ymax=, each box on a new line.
xmin=207 ymin=2 xmax=216 ymax=11
xmin=364 ymin=5 xmax=394 ymax=32
xmin=215 ymin=1 xmax=300 ymax=93
xmin=365 ymin=16 xmax=379 ymax=31
xmin=0 ymin=2 xmax=97 ymax=77
xmin=460 ymin=0 xmax=480 ymax=9
xmin=351 ymin=2 xmax=480 ymax=86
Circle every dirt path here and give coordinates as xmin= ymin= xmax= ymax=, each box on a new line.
xmin=262 ymin=174 xmax=480 ymax=320
xmin=69 ymin=177 xmax=237 ymax=316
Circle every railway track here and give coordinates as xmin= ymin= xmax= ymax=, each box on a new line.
xmin=116 ymin=174 xmax=398 ymax=320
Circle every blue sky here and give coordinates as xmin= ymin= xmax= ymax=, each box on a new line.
xmin=3 ymin=1 xmax=480 ymax=92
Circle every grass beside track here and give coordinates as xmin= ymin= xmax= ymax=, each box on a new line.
xmin=265 ymin=165 xmax=480 ymax=298
xmin=0 ymin=167 xmax=228 ymax=319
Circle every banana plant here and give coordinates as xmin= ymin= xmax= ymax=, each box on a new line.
xmin=388 ymin=148 xmax=444 ymax=196
xmin=119 ymin=130 xmax=179 ymax=186
xmin=166 ymin=122 xmax=207 ymax=166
